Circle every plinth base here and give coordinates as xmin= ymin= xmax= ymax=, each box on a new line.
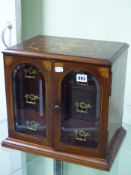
xmin=2 ymin=127 xmax=126 ymax=171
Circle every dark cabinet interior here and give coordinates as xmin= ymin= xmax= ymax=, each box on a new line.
xmin=2 ymin=35 xmax=129 ymax=171
xmin=13 ymin=64 xmax=46 ymax=138
xmin=61 ymin=71 xmax=100 ymax=148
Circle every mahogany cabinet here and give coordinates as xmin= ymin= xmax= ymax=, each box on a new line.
xmin=2 ymin=35 xmax=129 ymax=171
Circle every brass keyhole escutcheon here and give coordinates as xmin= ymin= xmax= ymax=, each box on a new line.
xmin=52 ymin=104 xmax=60 ymax=111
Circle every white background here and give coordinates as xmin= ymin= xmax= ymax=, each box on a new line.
xmin=0 ymin=0 xmax=25 ymax=175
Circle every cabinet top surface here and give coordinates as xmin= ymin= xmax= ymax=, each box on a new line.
xmin=3 ymin=35 xmax=129 ymax=65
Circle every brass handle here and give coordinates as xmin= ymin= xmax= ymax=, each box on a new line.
xmin=74 ymin=129 xmax=91 ymax=142
xmin=25 ymin=120 xmax=39 ymax=131
xmin=25 ymin=94 xmax=39 ymax=105
xmin=74 ymin=101 xmax=92 ymax=114
xmin=24 ymin=67 xmax=39 ymax=79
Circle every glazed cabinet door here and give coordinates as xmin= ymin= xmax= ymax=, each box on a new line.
xmin=53 ymin=61 xmax=110 ymax=157
xmin=4 ymin=56 xmax=52 ymax=146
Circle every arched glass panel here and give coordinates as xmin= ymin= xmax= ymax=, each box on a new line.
xmin=61 ymin=70 xmax=100 ymax=148
xmin=12 ymin=64 xmax=46 ymax=138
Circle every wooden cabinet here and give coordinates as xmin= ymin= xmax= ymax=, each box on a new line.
xmin=2 ymin=35 xmax=129 ymax=171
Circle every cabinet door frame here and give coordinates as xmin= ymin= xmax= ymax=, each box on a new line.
xmin=52 ymin=60 xmax=111 ymax=158
xmin=4 ymin=55 xmax=53 ymax=147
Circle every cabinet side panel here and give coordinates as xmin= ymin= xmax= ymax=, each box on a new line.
xmin=108 ymin=50 xmax=128 ymax=144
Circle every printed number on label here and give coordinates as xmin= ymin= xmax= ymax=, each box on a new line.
xmin=76 ymin=74 xmax=87 ymax=83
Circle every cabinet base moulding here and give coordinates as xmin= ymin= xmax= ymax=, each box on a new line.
xmin=2 ymin=127 xmax=126 ymax=171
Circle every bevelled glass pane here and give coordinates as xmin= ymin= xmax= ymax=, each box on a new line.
xmin=13 ymin=64 xmax=46 ymax=138
xmin=61 ymin=70 xmax=100 ymax=148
